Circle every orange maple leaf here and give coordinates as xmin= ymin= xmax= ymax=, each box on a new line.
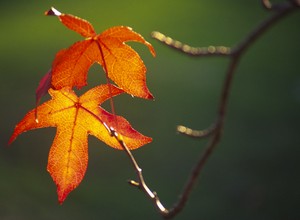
xmin=9 ymin=84 xmax=152 ymax=204
xmin=45 ymin=7 xmax=156 ymax=99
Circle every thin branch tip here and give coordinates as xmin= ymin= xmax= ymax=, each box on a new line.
xmin=128 ymin=180 xmax=140 ymax=187
xmin=262 ymin=0 xmax=299 ymax=10
xmin=177 ymin=124 xmax=216 ymax=139
xmin=151 ymin=31 xmax=231 ymax=57
xmin=262 ymin=0 xmax=273 ymax=9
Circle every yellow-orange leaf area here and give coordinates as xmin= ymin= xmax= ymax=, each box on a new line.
xmin=9 ymin=84 xmax=152 ymax=204
xmin=46 ymin=7 xmax=156 ymax=99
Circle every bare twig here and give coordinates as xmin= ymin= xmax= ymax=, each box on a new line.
xmin=151 ymin=31 xmax=231 ymax=57
xmin=116 ymin=1 xmax=299 ymax=219
xmin=176 ymin=123 xmax=217 ymax=139
xmin=165 ymin=54 xmax=240 ymax=218
xmin=262 ymin=0 xmax=299 ymax=10
xmin=108 ymin=127 xmax=169 ymax=216
xmin=232 ymin=1 xmax=295 ymax=56
xmin=262 ymin=0 xmax=273 ymax=9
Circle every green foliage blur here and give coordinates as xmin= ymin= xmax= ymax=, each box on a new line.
xmin=1 ymin=0 xmax=299 ymax=219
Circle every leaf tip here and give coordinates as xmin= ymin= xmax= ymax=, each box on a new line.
xmin=57 ymin=186 xmax=69 ymax=205
xmin=146 ymin=92 xmax=154 ymax=100
xmin=148 ymin=43 xmax=156 ymax=57
xmin=8 ymin=136 xmax=15 ymax=146
xmin=58 ymin=197 xmax=65 ymax=205
xmin=8 ymin=127 xmax=19 ymax=146
xmin=45 ymin=7 xmax=61 ymax=16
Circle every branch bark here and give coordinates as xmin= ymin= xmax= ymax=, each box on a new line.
xmin=117 ymin=1 xmax=299 ymax=219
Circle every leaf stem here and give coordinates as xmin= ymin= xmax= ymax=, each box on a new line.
xmin=96 ymin=40 xmax=118 ymax=128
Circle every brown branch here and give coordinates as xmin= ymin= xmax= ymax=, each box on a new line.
xmin=114 ymin=1 xmax=299 ymax=219
xmin=152 ymin=1 xmax=298 ymax=58
xmin=166 ymin=54 xmax=241 ymax=219
xmin=232 ymin=1 xmax=296 ymax=56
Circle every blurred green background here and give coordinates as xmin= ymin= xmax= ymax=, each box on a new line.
xmin=1 ymin=0 xmax=299 ymax=219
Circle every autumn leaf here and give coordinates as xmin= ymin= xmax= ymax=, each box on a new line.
xmin=35 ymin=49 xmax=67 ymax=107
xmin=45 ymin=7 xmax=156 ymax=99
xmin=9 ymin=84 xmax=152 ymax=204
xmin=36 ymin=69 xmax=52 ymax=107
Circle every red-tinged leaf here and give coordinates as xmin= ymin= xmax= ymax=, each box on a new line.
xmin=9 ymin=84 xmax=152 ymax=204
xmin=36 ymin=69 xmax=52 ymax=106
xmin=96 ymin=109 xmax=152 ymax=150
xmin=46 ymin=7 xmax=155 ymax=99
xmin=35 ymin=49 xmax=67 ymax=106
xmin=45 ymin=7 xmax=96 ymax=38
xmin=35 ymin=69 xmax=52 ymax=122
